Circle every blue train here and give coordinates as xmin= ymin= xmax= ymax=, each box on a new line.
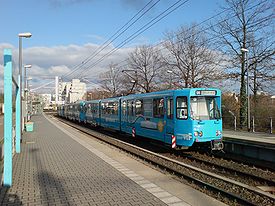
xmin=57 ymin=88 xmax=223 ymax=150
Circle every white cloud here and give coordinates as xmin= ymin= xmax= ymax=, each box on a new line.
xmin=84 ymin=34 xmax=106 ymax=42
xmin=49 ymin=65 xmax=71 ymax=75
xmin=0 ymin=42 xmax=135 ymax=93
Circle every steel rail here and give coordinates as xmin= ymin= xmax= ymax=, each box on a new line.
xmin=171 ymin=151 xmax=275 ymax=187
xmin=54 ymin=116 xmax=275 ymax=205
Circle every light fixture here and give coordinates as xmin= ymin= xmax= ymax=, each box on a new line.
xmin=18 ymin=32 xmax=32 ymax=38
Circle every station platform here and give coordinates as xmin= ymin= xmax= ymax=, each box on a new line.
xmin=223 ymin=130 xmax=275 ymax=145
xmin=0 ymin=114 xmax=225 ymax=206
xmin=222 ymin=129 xmax=275 ymax=165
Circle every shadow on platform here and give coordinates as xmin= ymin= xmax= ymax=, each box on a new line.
xmin=31 ymin=147 xmax=73 ymax=205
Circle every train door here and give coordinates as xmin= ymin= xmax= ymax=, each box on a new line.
xmin=152 ymin=98 xmax=165 ymax=141
xmin=121 ymin=100 xmax=127 ymax=132
xmin=98 ymin=101 xmax=101 ymax=126
xmin=164 ymin=97 xmax=174 ymax=144
xmin=127 ymin=100 xmax=135 ymax=134
xmin=119 ymin=99 xmax=122 ymax=131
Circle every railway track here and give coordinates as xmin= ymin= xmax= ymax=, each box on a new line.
xmin=168 ymin=151 xmax=275 ymax=189
xmin=54 ymin=116 xmax=275 ymax=206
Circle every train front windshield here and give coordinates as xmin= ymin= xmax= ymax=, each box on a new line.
xmin=190 ymin=97 xmax=221 ymax=120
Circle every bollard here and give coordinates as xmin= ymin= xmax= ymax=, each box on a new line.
xmin=271 ymin=117 xmax=273 ymax=134
xmin=252 ymin=116 xmax=255 ymax=133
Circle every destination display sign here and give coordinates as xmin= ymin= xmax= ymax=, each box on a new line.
xmin=195 ymin=90 xmax=217 ymax=95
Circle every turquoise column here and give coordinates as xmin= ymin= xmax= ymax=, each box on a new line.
xmin=16 ymin=75 xmax=21 ymax=153
xmin=3 ymin=49 xmax=13 ymax=186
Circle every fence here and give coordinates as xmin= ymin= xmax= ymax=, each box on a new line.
xmin=223 ymin=115 xmax=274 ymax=134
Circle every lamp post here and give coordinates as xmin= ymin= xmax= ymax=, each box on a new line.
xmin=18 ymin=32 xmax=32 ymax=133
xmin=241 ymin=47 xmax=250 ymax=131
xmin=24 ymin=65 xmax=32 ymax=123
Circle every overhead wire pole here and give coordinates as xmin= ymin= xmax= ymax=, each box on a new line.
xmin=241 ymin=48 xmax=250 ymax=131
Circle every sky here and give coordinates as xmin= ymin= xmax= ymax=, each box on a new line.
xmin=0 ymin=0 xmax=228 ymax=93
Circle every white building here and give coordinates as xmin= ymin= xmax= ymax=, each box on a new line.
xmin=58 ymin=79 xmax=86 ymax=103
xmin=68 ymin=79 xmax=86 ymax=103
xmin=59 ymin=81 xmax=71 ymax=103
xmin=41 ymin=94 xmax=52 ymax=109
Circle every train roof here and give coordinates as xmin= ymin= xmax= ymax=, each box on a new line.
xmin=85 ymin=99 xmax=100 ymax=104
xmin=119 ymin=88 xmax=221 ymax=100
xmin=64 ymin=88 xmax=221 ymax=105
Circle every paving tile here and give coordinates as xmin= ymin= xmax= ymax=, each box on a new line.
xmin=0 ymin=115 xmax=167 ymax=206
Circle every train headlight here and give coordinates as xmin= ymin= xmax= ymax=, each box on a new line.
xmin=216 ymin=130 xmax=222 ymax=136
xmin=194 ymin=131 xmax=199 ymax=137
xmin=199 ymin=131 xmax=203 ymax=137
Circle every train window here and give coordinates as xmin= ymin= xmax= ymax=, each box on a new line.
xmin=127 ymin=100 xmax=134 ymax=116
xmin=80 ymin=105 xmax=86 ymax=113
xmin=135 ymin=99 xmax=143 ymax=116
xmin=122 ymin=101 xmax=127 ymax=116
xmin=107 ymin=102 xmax=113 ymax=115
xmin=191 ymin=97 xmax=221 ymax=120
xmin=153 ymin=98 xmax=164 ymax=118
xmin=87 ymin=104 xmax=90 ymax=113
xmin=102 ymin=102 xmax=107 ymax=115
xmin=113 ymin=101 xmax=118 ymax=115
xmin=176 ymin=97 xmax=188 ymax=120
xmin=95 ymin=103 xmax=98 ymax=114
xmin=93 ymin=103 xmax=99 ymax=116
xmin=167 ymin=98 xmax=174 ymax=119
xmin=143 ymin=99 xmax=152 ymax=117
xmin=91 ymin=103 xmax=95 ymax=114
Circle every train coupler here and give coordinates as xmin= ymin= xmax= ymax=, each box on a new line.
xmin=211 ymin=139 xmax=224 ymax=150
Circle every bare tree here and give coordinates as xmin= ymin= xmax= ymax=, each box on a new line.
xmin=86 ymin=88 xmax=111 ymax=100
xmin=163 ymin=24 xmax=223 ymax=89
xmin=118 ymin=69 xmax=138 ymax=95
xmin=98 ymin=63 xmax=123 ymax=97
xmin=213 ymin=0 xmax=274 ymax=128
xmin=127 ymin=45 xmax=163 ymax=93
xmin=249 ymin=36 xmax=274 ymax=101
xmin=248 ymin=36 xmax=274 ymax=116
